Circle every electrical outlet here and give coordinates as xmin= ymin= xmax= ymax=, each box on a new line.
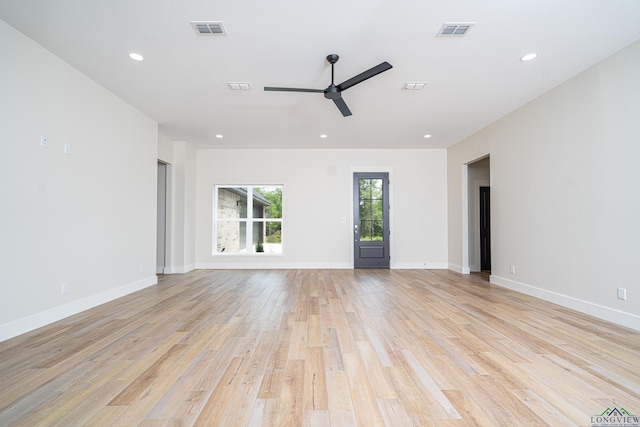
xmin=64 ymin=143 xmax=71 ymax=154
xmin=617 ymin=287 xmax=627 ymax=300
xmin=139 ymin=264 xmax=145 ymax=273
xmin=510 ymin=265 xmax=516 ymax=274
xmin=61 ymin=283 xmax=69 ymax=295
xmin=40 ymin=136 xmax=48 ymax=148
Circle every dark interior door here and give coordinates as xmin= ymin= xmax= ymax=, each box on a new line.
xmin=354 ymin=173 xmax=390 ymax=268
xmin=480 ymin=186 xmax=491 ymax=271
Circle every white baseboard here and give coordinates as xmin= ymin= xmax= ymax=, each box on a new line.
xmin=0 ymin=276 xmax=158 ymax=342
xmin=164 ymin=264 xmax=195 ymax=274
xmin=392 ymin=262 xmax=448 ymax=269
xmin=490 ymin=275 xmax=640 ymax=332
xmin=195 ymin=262 xmax=352 ymax=270
xmin=449 ymin=263 xmax=470 ymax=274
xmin=195 ymin=262 xmax=448 ymax=270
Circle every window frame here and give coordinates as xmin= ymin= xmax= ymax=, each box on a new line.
xmin=213 ymin=185 xmax=283 ymax=255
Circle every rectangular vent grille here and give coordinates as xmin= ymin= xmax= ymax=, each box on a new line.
xmin=437 ymin=22 xmax=475 ymax=37
xmin=191 ymin=21 xmax=227 ymax=36
xmin=403 ymin=82 xmax=428 ymax=90
xmin=227 ymin=82 xmax=251 ymax=90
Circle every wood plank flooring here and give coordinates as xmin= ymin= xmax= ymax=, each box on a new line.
xmin=1 ymin=269 xmax=639 ymax=426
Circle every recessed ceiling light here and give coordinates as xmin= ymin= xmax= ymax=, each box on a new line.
xmin=215 ymin=134 xmax=223 ymax=138
xmin=520 ymin=53 xmax=538 ymax=62
xmin=128 ymin=53 xmax=144 ymax=61
xmin=320 ymin=134 xmax=328 ymax=138
xmin=424 ymin=134 xmax=432 ymax=139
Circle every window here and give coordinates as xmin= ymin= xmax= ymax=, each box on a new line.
xmin=214 ymin=186 xmax=283 ymax=254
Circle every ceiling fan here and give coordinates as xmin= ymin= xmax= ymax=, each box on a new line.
xmin=264 ymin=54 xmax=392 ymax=117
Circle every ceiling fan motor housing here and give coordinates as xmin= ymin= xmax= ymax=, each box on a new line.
xmin=326 ymin=54 xmax=339 ymax=64
xmin=324 ymin=85 xmax=341 ymax=99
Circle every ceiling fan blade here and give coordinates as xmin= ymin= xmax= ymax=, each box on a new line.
xmin=333 ymin=97 xmax=352 ymax=117
xmin=264 ymin=87 xmax=324 ymax=93
xmin=337 ymin=61 xmax=393 ymax=91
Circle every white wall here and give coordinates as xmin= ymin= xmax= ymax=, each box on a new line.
xmin=0 ymin=20 xmax=159 ymax=341
xmin=158 ymin=132 xmax=174 ymax=164
xmin=165 ymin=141 xmax=197 ymax=273
xmin=196 ymin=149 xmax=447 ymax=269
xmin=447 ymin=40 xmax=640 ymax=330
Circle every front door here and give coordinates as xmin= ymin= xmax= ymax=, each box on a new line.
xmin=353 ymin=173 xmax=390 ymax=268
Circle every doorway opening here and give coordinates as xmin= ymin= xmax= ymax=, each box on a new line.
xmin=463 ymin=156 xmax=491 ymax=280
xmin=479 ymin=186 xmax=491 ymax=273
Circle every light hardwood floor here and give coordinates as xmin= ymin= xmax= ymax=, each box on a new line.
xmin=1 ymin=269 xmax=639 ymax=426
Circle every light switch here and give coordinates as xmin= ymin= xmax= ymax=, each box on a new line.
xmin=64 ymin=143 xmax=71 ymax=154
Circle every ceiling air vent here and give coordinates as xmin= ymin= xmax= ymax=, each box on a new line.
xmin=227 ymin=82 xmax=251 ymax=90
xmin=403 ymin=82 xmax=428 ymax=90
xmin=437 ymin=22 xmax=475 ymax=37
xmin=191 ymin=21 xmax=227 ymax=36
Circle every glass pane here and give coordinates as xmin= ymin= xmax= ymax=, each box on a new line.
xmin=254 ymin=186 xmax=282 ymax=219
xmin=359 ymin=200 xmax=372 ymax=220
xmin=359 ymin=179 xmax=372 ymax=201
xmin=360 ymin=220 xmax=372 ymax=241
xmin=266 ymin=221 xmax=283 ymax=253
xmin=370 ymin=179 xmax=383 ymax=200
xmin=218 ymin=187 xmax=248 ymax=219
xmin=216 ymin=220 xmax=246 ymax=253
xmin=252 ymin=221 xmax=283 ymax=254
xmin=372 ymin=220 xmax=383 ymax=241
xmin=253 ymin=222 xmax=263 ymax=251
xmin=371 ymin=200 xmax=383 ymax=222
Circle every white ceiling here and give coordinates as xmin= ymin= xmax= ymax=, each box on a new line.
xmin=2 ymin=0 xmax=640 ymax=149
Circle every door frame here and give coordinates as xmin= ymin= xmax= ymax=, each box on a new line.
xmin=157 ymin=160 xmax=172 ymax=275
xmin=461 ymin=155 xmax=490 ymax=275
xmin=349 ymin=166 xmax=394 ymax=268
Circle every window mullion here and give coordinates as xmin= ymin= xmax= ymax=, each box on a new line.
xmin=246 ymin=187 xmax=254 ymax=252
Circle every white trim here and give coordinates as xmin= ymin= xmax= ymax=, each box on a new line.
xmin=449 ymin=264 xmax=470 ymax=274
xmin=164 ymin=264 xmax=195 ymax=274
xmin=490 ymin=275 xmax=640 ymax=332
xmin=196 ymin=262 xmax=446 ymax=270
xmin=196 ymin=262 xmax=352 ymax=269
xmin=165 ymin=163 xmax=174 ymax=274
xmin=0 ymin=276 xmax=158 ymax=342
xmin=448 ymin=263 xmax=463 ymax=273
xmin=393 ymin=262 xmax=449 ymax=269
xmin=461 ymin=165 xmax=469 ymax=274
